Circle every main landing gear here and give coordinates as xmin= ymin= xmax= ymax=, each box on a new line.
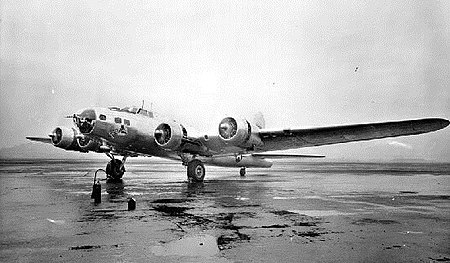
xmin=105 ymin=154 xmax=127 ymax=180
xmin=187 ymin=160 xmax=205 ymax=183
xmin=185 ymin=159 xmax=246 ymax=182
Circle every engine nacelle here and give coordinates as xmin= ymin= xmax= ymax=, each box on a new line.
xmin=154 ymin=122 xmax=186 ymax=150
xmin=218 ymin=117 xmax=263 ymax=148
xmin=77 ymin=136 xmax=101 ymax=152
xmin=50 ymin=127 xmax=81 ymax=151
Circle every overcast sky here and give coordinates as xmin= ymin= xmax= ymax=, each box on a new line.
xmin=1 ymin=0 xmax=449 ymax=161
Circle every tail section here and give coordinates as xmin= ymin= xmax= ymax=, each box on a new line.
xmin=253 ymin=112 xmax=265 ymax=129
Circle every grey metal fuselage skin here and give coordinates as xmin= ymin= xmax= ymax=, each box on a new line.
xmin=73 ymin=107 xmax=450 ymax=169
xmin=79 ymin=107 xmax=272 ymax=168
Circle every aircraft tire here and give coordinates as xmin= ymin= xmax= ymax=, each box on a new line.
xmin=187 ymin=160 xmax=205 ymax=182
xmin=240 ymin=167 xmax=246 ymax=177
xmin=106 ymin=159 xmax=125 ymax=180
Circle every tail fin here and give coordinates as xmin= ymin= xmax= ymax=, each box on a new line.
xmin=253 ymin=112 xmax=265 ymax=129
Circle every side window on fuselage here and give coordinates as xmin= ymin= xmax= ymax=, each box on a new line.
xmin=114 ymin=117 xmax=122 ymax=124
xmin=99 ymin=114 xmax=106 ymax=121
xmin=124 ymin=119 xmax=130 ymax=126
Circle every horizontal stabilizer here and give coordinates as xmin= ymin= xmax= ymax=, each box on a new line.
xmin=252 ymin=153 xmax=325 ymax=159
xmin=26 ymin=136 xmax=53 ymax=144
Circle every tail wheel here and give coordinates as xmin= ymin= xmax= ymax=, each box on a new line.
xmin=187 ymin=160 xmax=205 ymax=182
xmin=106 ymin=159 xmax=125 ymax=180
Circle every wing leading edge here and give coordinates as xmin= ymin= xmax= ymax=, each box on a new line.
xmin=26 ymin=136 xmax=53 ymax=144
xmin=252 ymin=153 xmax=325 ymax=159
xmin=259 ymin=118 xmax=449 ymax=152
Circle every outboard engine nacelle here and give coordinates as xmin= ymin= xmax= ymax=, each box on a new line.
xmin=218 ymin=117 xmax=263 ymax=148
xmin=50 ymin=127 xmax=82 ymax=151
xmin=154 ymin=122 xmax=187 ymax=150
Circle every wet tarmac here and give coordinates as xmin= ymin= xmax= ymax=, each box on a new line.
xmin=1 ymin=159 xmax=449 ymax=262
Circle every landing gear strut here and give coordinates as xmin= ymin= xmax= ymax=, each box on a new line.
xmin=105 ymin=154 xmax=127 ymax=180
xmin=187 ymin=160 xmax=205 ymax=183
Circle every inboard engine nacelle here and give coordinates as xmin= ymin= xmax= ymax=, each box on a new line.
xmin=154 ymin=122 xmax=187 ymax=150
xmin=218 ymin=117 xmax=263 ymax=148
xmin=77 ymin=136 xmax=102 ymax=152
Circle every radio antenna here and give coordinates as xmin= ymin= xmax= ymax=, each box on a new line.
xmin=141 ymin=100 xmax=145 ymax=109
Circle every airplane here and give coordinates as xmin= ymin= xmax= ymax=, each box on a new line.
xmin=27 ymin=105 xmax=449 ymax=182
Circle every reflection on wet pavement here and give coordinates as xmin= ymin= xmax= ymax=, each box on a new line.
xmin=1 ymin=160 xmax=449 ymax=262
xmin=151 ymin=234 xmax=219 ymax=257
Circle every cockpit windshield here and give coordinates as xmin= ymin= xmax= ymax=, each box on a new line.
xmin=108 ymin=106 xmax=154 ymax=118
xmin=121 ymin=107 xmax=138 ymax=114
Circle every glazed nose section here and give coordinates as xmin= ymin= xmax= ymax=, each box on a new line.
xmin=74 ymin=108 xmax=97 ymax=133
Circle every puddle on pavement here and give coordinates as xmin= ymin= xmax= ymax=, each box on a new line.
xmin=273 ymin=196 xmax=300 ymax=200
xmin=151 ymin=234 xmax=219 ymax=257
xmin=352 ymin=218 xmax=400 ymax=225
xmin=288 ymin=210 xmax=353 ymax=217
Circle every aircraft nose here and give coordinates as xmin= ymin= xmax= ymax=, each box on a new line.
xmin=74 ymin=108 xmax=97 ymax=133
xmin=78 ymin=108 xmax=97 ymax=120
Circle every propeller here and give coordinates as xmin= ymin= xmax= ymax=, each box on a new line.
xmin=155 ymin=124 xmax=172 ymax=145
xmin=49 ymin=128 xmax=62 ymax=144
xmin=77 ymin=135 xmax=90 ymax=147
xmin=219 ymin=118 xmax=237 ymax=139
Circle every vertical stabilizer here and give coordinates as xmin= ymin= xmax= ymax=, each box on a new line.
xmin=253 ymin=112 xmax=265 ymax=129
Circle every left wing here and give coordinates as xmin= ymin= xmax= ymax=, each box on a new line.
xmin=258 ymin=118 xmax=449 ymax=152
xmin=26 ymin=136 xmax=53 ymax=144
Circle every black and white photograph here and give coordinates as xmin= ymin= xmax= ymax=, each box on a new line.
xmin=1 ymin=1 xmax=449 ymax=262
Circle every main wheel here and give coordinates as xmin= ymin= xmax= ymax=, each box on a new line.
xmin=187 ymin=160 xmax=205 ymax=182
xmin=106 ymin=159 xmax=125 ymax=180
xmin=240 ymin=167 xmax=246 ymax=177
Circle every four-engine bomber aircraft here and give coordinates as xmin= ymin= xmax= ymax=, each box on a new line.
xmin=27 ymin=105 xmax=449 ymax=182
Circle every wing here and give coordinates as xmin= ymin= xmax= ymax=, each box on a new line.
xmin=26 ymin=136 xmax=53 ymax=144
xmin=252 ymin=153 xmax=325 ymax=159
xmin=259 ymin=118 xmax=449 ymax=152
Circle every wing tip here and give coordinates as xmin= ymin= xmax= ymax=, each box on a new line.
xmin=26 ymin=136 xmax=53 ymax=144
xmin=431 ymin=118 xmax=450 ymax=131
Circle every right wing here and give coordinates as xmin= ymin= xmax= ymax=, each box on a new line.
xmin=259 ymin=118 xmax=449 ymax=152
xmin=252 ymin=153 xmax=325 ymax=159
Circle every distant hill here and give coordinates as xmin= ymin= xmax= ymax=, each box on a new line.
xmin=0 ymin=142 xmax=101 ymax=159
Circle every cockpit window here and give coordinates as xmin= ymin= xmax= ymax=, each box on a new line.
xmin=114 ymin=117 xmax=122 ymax=124
xmin=99 ymin=114 xmax=106 ymax=121
xmin=137 ymin=109 xmax=154 ymax=118
xmin=108 ymin=106 xmax=154 ymax=118
xmin=118 ymin=107 xmax=138 ymax=114
xmin=109 ymin=107 xmax=120 ymax=111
